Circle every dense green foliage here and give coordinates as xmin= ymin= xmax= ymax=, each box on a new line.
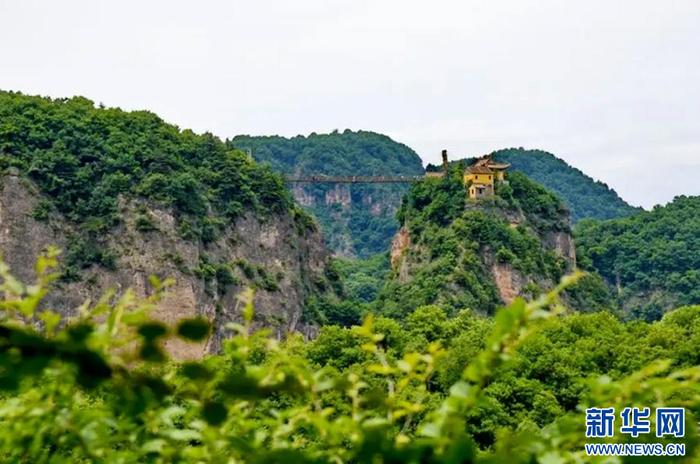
xmin=380 ymin=168 xmax=608 ymax=317
xmin=397 ymin=166 xmax=569 ymax=236
xmin=493 ymin=148 xmax=641 ymax=221
xmin=230 ymin=130 xmax=424 ymax=257
xmin=0 ymin=91 xmax=306 ymax=274
xmin=230 ymin=130 xmax=422 ymax=176
xmin=310 ymin=295 xmax=700 ymax=452
xmin=435 ymin=148 xmax=640 ymax=222
xmin=575 ymin=195 xmax=700 ymax=320
xmin=332 ymin=253 xmax=390 ymax=304
xmin=306 ymin=253 xmax=392 ymax=327
xmin=1 ymin=253 xmax=698 ymax=463
xmin=496 ymin=170 xmax=571 ymax=233
xmin=1 ymin=93 xmax=696 ymax=462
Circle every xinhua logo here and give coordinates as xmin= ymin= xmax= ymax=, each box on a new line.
xmin=584 ymin=407 xmax=686 ymax=457
xmin=586 ymin=407 xmax=685 ymax=438
xmin=585 ymin=407 xmax=616 ymax=438
xmin=656 ymin=408 xmax=685 ymax=438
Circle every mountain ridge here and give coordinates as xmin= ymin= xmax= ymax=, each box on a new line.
xmin=235 ymin=135 xmax=641 ymax=260
xmin=468 ymin=148 xmax=640 ymax=222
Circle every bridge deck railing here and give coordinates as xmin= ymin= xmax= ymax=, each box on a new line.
xmin=284 ymin=175 xmax=427 ymax=184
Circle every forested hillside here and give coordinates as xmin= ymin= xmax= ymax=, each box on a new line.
xmin=2 ymin=92 xmax=698 ymax=462
xmin=379 ymin=166 xmax=613 ymax=317
xmin=575 ymin=195 xmax=700 ymax=320
xmin=491 ymin=148 xmax=640 ymax=221
xmin=229 ymin=131 xmax=424 ymax=257
xmin=0 ymin=91 xmax=297 ymax=241
xmin=0 ymin=91 xmax=339 ymax=345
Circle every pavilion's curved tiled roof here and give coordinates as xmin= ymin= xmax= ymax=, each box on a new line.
xmin=468 ymin=165 xmax=494 ymax=174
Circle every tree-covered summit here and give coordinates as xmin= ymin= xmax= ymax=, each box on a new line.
xmin=575 ymin=195 xmax=700 ymax=320
xmin=491 ymin=148 xmax=640 ymax=222
xmin=433 ymin=148 xmax=641 ymax=222
xmin=0 ymin=91 xmax=319 ymax=284
xmin=230 ymin=130 xmax=423 ymax=176
xmin=0 ymin=91 xmax=298 ymax=239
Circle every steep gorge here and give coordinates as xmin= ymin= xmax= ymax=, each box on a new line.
xmin=230 ymin=131 xmax=424 ymax=258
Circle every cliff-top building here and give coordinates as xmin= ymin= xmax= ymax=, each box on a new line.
xmin=464 ymin=155 xmax=510 ymax=199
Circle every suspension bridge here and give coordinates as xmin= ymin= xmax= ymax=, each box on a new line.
xmin=282 ymin=150 xmax=450 ymax=184
xmin=284 ymin=175 xmax=431 ymax=184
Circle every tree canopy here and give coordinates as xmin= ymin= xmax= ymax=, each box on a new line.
xmin=575 ymin=195 xmax=700 ymax=320
xmin=0 ymin=91 xmax=312 ymax=277
xmin=0 ymin=91 xmax=299 ymax=238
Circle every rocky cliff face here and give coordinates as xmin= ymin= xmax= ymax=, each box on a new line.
xmin=322 ymin=185 xmax=352 ymax=209
xmin=0 ymin=173 xmax=335 ymax=358
xmin=291 ymin=183 xmax=407 ymax=258
xmin=388 ymin=221 xmax=576 ymax=310
xmin=484 ymin=230 xmax=577 ymax=305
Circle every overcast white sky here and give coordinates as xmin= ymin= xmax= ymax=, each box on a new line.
xmin=1 ymin=0 xmax=699 ymax=208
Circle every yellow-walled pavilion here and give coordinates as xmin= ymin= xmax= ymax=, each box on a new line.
xmin=464 ymin=155 xmax=510 ymax=199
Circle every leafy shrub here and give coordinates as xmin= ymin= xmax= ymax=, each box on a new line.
xmin=235 ymin=259 xmax=256 ymax=279
xmin=134 ymin=213 xmax=158 ymax=232
xmin=1 ymin=255 xmax=699 ymax=462
xmin=496 ymin=246 xmax=516 ymax=264
xmin=62 ymin=236 xmax=117 ymax=281
xmin=31 ymin=198 xmax=52 ymax=221
xmin=256 ymin=268 xmax=279 ymax=292
xmin=215 ymin=264 xmax=238 ymax=287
